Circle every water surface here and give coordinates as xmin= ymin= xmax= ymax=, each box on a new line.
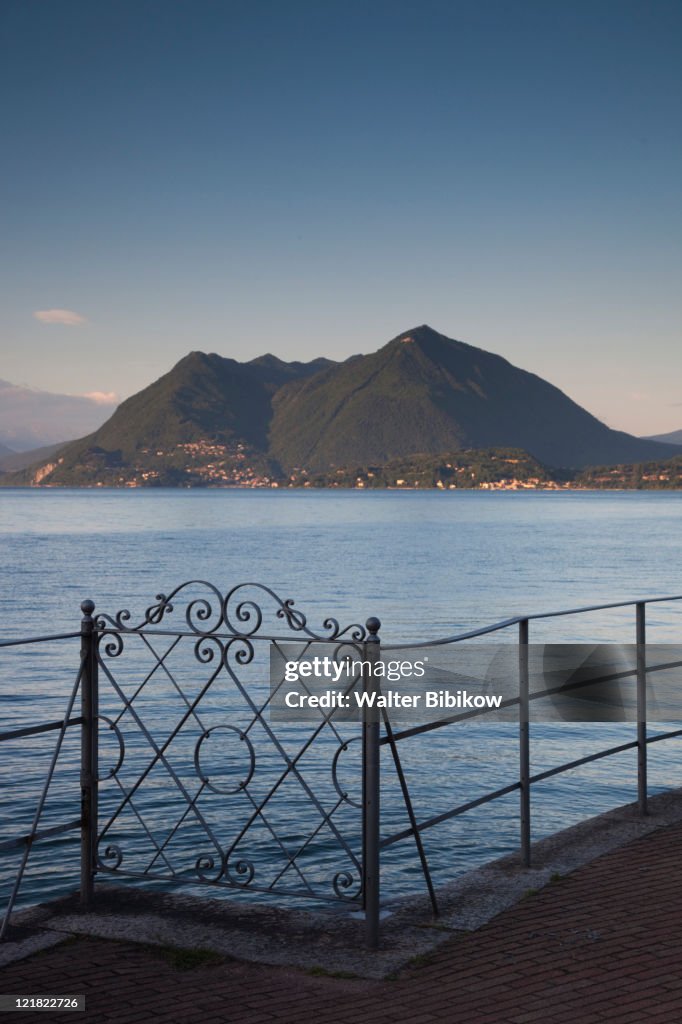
xmin=1 ymin=489 xmax=681 ymax=913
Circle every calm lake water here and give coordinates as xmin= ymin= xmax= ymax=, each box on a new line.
xmin=1 ymin=489 xmax=681 ymax=915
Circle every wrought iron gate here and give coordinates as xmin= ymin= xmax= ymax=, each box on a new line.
xmin=84 ymin=581 xmax=382 ymax=946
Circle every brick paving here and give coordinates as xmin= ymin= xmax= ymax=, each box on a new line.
xmin=3 ymin=821 xmax=682 ymax=1023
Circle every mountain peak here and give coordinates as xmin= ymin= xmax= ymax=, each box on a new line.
xmin=395 ymin=324 xmax=441 ymax=343
xmin=390 ymin=324 xmax=471 ymax=353
xmin=248 ymin=353 xmax=287 ymax=368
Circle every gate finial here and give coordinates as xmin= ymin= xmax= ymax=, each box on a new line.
xmin=365 ymin=617 xmax=381 ymax=638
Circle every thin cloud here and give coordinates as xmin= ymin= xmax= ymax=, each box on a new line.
xmin=84 ymin=391 xmax=118 ymax=405
xmin=33 ymin=308 xmax=87 ymax=326
xmin=628 ymin=391 xmax=651 ymax=402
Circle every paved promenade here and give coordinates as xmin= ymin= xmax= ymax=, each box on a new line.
xmin=3 ymin=817 xmax=682 ymax=1023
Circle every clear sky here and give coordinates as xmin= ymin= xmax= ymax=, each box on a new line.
xmin=1 ymin=0 xmax=680 ymax=435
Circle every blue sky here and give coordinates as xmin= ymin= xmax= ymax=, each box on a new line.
xmin=1 ymin=0 xmax=680 ymax=434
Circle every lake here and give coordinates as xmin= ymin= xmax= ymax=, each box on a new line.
xmin=1 ymin=489 xmax=681 ymax=916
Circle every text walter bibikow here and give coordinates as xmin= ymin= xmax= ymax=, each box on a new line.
xmin=280 ymin=656 xmax=503 ymax=711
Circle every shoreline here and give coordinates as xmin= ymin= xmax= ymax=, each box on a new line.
xmin=1 ymin=484 xmax=682 ymax=493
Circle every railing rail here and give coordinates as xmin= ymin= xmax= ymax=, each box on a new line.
xmin=383 ymin=593 xmax=682 ymax=650
xmin=0 ymin=632 xmax=81 ymax=648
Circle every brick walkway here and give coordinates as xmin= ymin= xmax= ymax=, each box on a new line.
xmin=3 ymin=821 xmax=682 ymax=1023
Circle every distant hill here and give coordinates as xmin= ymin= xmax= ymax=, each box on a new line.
xmin=0 ymin=442 xmax=63 ymax=473
xmin=0 ymin=379 xmax=116 ymax=451
xmin=291 ymin=447 xmax=569 ymax=490
xmin=4 ymin=326 xmax=680 ymax=487
xmin=645 ymin=428 xmax=682 ymax=446
xmin=269 ymin=326 xmax=681 ymax=471
xmin=577 ymin=454 xmax=682 ymax=489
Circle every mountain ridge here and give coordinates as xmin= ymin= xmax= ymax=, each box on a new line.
xmin=645 ymin=428 xmax=682 ymax=446
xmin=3 ymin=326 xmax=681 ymax=486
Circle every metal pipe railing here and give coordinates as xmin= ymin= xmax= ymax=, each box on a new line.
xmin=383 ymin=593 xmax=682 ymax=650
xmin=0 ymin=650 xmax=86 ymax=941
xmin=379 ymin=594 xmax=682 ymax=886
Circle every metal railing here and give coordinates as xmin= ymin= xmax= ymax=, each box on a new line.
xmin=0 ymin=585 xmax=680 ymax=949
xmin=380 ymin=593 xmax=682 ymax=914
xmin=0 ymin=631 xmax=83 ymax=941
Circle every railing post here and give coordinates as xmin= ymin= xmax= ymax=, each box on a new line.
xmin=636 ymin=602 xmax=647 ymax=816
xmin=80 ymin=599 xmax=98 ymax=906
xmin=362 ymin=616 xmax=381 ymax=950
xmin=519 ymin=618 xmax=531 ymax=867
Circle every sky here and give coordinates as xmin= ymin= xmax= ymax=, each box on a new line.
xmin=1 ymin=0 xmax=680 ymax=436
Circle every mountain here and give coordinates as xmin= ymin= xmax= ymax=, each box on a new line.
xmin=5 ymin=326 xmax=681 ymax=487
xmin=0 ymin=379 xmax=116 ymax=451
xmin=10 ymin=351 xmax=336 ymax=485
xmin=269 ymin=326 xmax=682 ymax=471
xmin=0 ymin=442 xmax=63 ymax=473
xmin=645 ymin=428 xmax=682 ymax=446
xmin=64 ymin=350 xmax=336 ymax=455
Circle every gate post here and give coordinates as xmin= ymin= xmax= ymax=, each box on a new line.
xmin=519 ymin=618 xmax=531 ymax=867
xmin=80 ymin=599 xmax=98 ymax=906
xmin=636 ymin=602 xmax=647 ymax=815
xmin=362 ymin=616 xmax=381 ymax=950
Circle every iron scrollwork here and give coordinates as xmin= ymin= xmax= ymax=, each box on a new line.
xmin=97 ymin=841 xmax=123 ymax=871
xmin=332 ymin=869 xmax=362 ymax=901
xmin=331 ymin=737 xmax=363 ymax=810
xmin=95 ymin=580 xmax=368 ymax=642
